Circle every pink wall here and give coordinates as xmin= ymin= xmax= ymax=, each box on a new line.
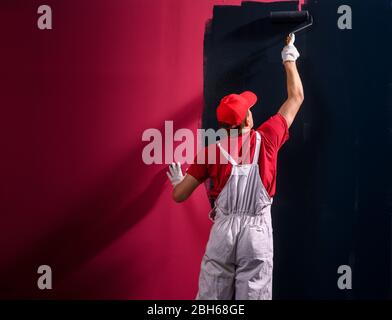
xmin=0 ymin=0 xmax=300 ymax=299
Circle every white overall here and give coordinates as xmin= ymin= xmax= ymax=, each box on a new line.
xmin=196 ymin=131 xmax=274 ymax=300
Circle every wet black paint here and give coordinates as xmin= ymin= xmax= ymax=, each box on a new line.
xmin=203 ymin=0 xmax=392 ymax=299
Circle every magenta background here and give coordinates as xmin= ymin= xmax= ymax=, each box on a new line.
xmin=0 ymin=0 xmax=302 ymax=299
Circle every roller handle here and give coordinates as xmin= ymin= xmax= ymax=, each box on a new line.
xmin=270 ymin=11 xmax=309 ymax=23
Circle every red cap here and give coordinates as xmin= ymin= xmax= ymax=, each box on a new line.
xmin=216 ymin=91 xmax=257 ymax=126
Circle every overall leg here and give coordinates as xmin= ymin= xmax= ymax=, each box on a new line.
xmin=235 ymin=221 xmax=273 ymax=300
xmin=196 ymin=217 xmax=236 ymax=300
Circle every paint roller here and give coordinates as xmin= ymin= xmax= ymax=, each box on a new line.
xmin=270 ymin=10 xmax=313 ymax=35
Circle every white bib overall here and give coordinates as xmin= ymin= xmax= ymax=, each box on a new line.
xmin=196 ymin=131 xmax=274 ymax=300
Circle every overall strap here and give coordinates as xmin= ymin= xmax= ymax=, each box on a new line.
xmin=217 ymin=142 xmax=237 ymax=166
xmin=253 ymin=131 xmax=261 ymax=165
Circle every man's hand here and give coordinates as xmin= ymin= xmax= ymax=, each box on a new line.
xmin=166 ymin=162 xmax=201 ymax=202
xmin=166 ymin=162 xmax=184 ymax=187
xmin=281 ymin=33 xmax=300 ymax=63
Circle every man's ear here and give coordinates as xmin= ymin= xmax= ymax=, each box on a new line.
xmin=245 ymin=112 xmax=251 ymax=127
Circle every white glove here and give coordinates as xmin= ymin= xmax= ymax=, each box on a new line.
xmin=281 ymin=33 xmax=300 ymax=63
xmin=166 ymin=162 xmax=184 ymax=187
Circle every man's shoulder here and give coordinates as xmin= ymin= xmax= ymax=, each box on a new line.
xmin=257 ymin=113 xmax=288 ymax=130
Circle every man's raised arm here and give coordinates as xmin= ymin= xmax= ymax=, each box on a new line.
xmin=278 ymin=34 xmax=304 ymax=128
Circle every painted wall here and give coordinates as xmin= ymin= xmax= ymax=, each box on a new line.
xmin=0 ymin=0 xmax=390 ymax=299
xmin=203 ymin=0 xmax=392 ymax=299
xmin=0 ymin=0 xmax=296 ymax=300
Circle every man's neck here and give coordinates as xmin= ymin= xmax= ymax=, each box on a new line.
xmin=226 ymin=127 xmax=252 ymax=138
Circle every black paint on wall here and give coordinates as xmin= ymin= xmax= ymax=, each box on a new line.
xmin=203 ymin=0 xmax=392 ymax=299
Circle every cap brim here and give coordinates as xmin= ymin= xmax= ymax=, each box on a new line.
xmin=240 ymin=91 xmax=258 ymax=109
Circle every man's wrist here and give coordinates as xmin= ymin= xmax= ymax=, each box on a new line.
xmin=283 ymin=60 xmax=296 ymax=66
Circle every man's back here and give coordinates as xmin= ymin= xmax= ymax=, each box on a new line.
xmin=187 ymin=113 xmax=289 ymax=200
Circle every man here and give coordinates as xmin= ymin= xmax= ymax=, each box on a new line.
xmin=167 ymin=34 xmax=303 ymax=299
